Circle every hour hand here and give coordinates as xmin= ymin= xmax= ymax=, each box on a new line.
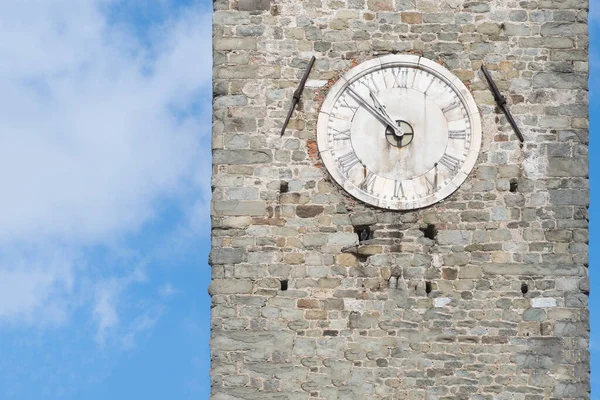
xmin=369 ymin=91 xmax=404 ymax=136
xmin=347 ymin=86 xmax=403 ymax=137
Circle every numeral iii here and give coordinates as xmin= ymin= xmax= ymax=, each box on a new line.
xmin=448 ymin=130 xmax=466 ymax=139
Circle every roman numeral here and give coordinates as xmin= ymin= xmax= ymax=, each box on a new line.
xmin=392 ymin=68 xmax=408 ymax=88
xmin=338 ymin=151 xmax=360 ymax=174
xmin=442 ymin=100 xmax=461 ymax=115
xmin=340 ymin=96 xmax=359 ymax=113
xmin=439 ymin=153 xmax=461 ymax=171
xmin=424 ymin=176 xmax=435 ymax=194
xmin=332 ymin=128 xmax=351 ymax=141
xmin=448 ymin=130 xmax=466 ymax=139
xmin=424 ymin=78 xmax=435 ymax=95
xmin=360 ymin=75 xmax=380 ymax=93
xmin=393 ymin=180 xmax=404 ymax=198
xmin=360 ymin=171 xmax=377 ymax=193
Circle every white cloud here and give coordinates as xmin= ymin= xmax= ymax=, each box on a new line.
xmin=0 ymin=1 xmax=211 ymax=243
xmin=0 ymin=0 xmax=212 ymax=337
xmin=0 ymin=244 xmax=76 ymax=325
xmin=121 ymin=305 xmax=164 ymax=349
xmin=159 ymin=282 xmax=178 ymax=298
xmin=93 ymin=267 xmax=147 ymax=344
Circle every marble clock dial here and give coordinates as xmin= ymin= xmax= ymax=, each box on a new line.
xmin=316 ymin=55 xmax=482 ymax=210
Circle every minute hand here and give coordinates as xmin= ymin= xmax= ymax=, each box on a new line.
xmin=370 ymin=91 xmax=404 ymax=136
xmin=347 ymin=86 xmax=403 ymax=137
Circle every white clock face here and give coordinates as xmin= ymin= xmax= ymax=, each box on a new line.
xmin=317 ymin=55 xmax=482 ymax=210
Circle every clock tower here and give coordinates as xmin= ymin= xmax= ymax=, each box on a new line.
xmin=210 ymin=1 xmax=590 ymax=399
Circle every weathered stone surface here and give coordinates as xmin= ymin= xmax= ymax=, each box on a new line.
xmin=211 ymin=0 xmax=590 ymax=398
xmin=212 ymin=200 xmax=266 ymax=216
xmin=214 ymin=150 xmax=272 ymax=164
xmin=210 ymin=248 xmax=245 ymax=265
xmin=209 ymin=279 xmax=253 ymax=295
xmin=523 ymin=308 xmax=547 ymax=322
xmin=548 ymin=157 xmax=588 ymax=177
xmin=328 ymin=232 xmax=359 ymax=246
xmin=437 ymin=230 xmax=470 ymax=245
xmin=296 ymin=205 xmax=324 ymax=218
xmin=401 ymin=12 xmax=422 ymax=24
xmin=549 ymin=190 xmax=589 ymax=206
xmin=532 ymin=298 xmax=558 ymax=308
xmin=533 ymin=72 xmax=588 ymax=89
xmin=238 ymin=0 xmax=270 ymax=11
xmin=483 ymin=264 xmax=586 ymax=276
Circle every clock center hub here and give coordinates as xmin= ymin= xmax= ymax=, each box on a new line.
xmin=386 ymin=120 xmax=414 ymax=148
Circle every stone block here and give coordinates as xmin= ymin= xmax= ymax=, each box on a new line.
xmin=296 ymin=205 xmax=324 ymax=218
xmin=533 ymin=72 xmax=588 ymax=89
xmin=214 ymin=38 xmax=258 ymax=51
xmin=549 ymin=190 xmax=589 ymax=206
xmin=532 ymin=298 xmax=557 ymax=308
xmin=238 ymin=0 xmax=271 ymax=10
xmin=434 ymin=297 xmax=452 ymax=308
xmin=401 ymin=12 xmax=422 ymax=23
xmin=541 ymin=22 xmax=588 ymax=36
xmin=523 ymin=308 xmax=547 ymax=322
xmin=210 ymin=248 xmax=245 ymax=265
xmin=437 ymin=230 xmax=470 ymax=245
xmin=213 ymin=200 xmax=266 ymax=216
xmin=214 ymin=150 xmax=272 ymax=165
xmin=458 ymin=266 xmax=483 ymax=279
xmin=209 ymin=279 xmax=253 ymax=295
xmin=328 ymin=232 xmax=359 ymax=246
xmin=367 ymin=0 xmax=394 ymax=11
xmin=548 ymin=157 xmax=588 ymax=177
xmin=482 ymin=264 xmax=586 ymax=276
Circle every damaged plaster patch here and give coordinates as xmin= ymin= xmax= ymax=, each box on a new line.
xmin=523 ymin=147 xmax=549 ymax=180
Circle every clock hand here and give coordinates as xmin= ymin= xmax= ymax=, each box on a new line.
xmin=346 ymin=86 xmax=403 ymax=137
xmin=480 ymin=65 xmax=524 ymax=143
xmin=280 ymin=56 xmax=316 ymax=136
xmin=369 ymin=91 xmax=404 ymax=137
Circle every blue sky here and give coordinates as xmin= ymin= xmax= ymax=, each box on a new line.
xmin=0 ymin=1 xmax=596 ymax=399
xmin=0 ymin=0 xmax=212 ymax=398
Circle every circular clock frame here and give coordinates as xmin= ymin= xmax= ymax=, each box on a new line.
xmin=316 ymin=54 xmax=482 ymax=210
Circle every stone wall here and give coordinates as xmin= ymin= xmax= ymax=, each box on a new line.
xmin=210 ymin=0 xmax=590 ymax=399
